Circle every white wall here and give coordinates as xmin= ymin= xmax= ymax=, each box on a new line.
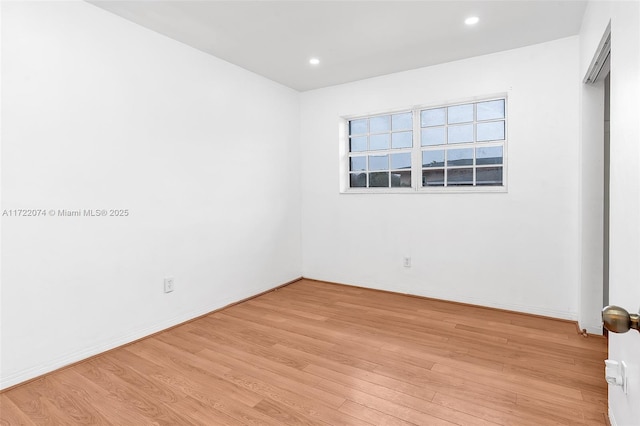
xmin=581 ymin=2 xmax=640 ymax=425
xmin=300 ymin=37 xmax=581 ymax=320
xmin=0 ymin=1 xmax=301 ymax=389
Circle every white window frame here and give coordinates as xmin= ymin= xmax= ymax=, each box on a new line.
xmin=339 ymin=94 xmax=508 ymax=194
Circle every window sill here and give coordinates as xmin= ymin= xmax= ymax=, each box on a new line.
xmin=341 ymin=186 xmax=508 ymax=194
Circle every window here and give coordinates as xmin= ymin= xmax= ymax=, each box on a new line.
xmin=348 ymin=112 xmax=414 ymax=188
xmin=344 ymin=96 xmax=507 ymax=192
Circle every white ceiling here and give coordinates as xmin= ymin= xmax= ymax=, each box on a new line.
xmin=88 ymin=1 xmax=587 ymax=92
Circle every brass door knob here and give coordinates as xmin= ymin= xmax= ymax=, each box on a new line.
xmin=602 ymin=305 xmax=640 ymax=333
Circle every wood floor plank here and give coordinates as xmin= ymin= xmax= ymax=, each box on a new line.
xmin=0 ymin=279 xmax=607 ymax=425
xmin=2 ymin=387 xmax=42 ymax=423
xmin=431 ymin=392 xmax=554 ymax=426
xmin=74 ymin=360 xmax=192 ymax=425
xmin=196 ymin=346 xmax=348 ymax=410
xmin=38 ymin=369 xmax=160 ymax=425
xmin=514 ymin=394 xmax=587 ymax=424
xmin=125 ymin=338 xmax=266 ymax=409
xmin=314 ymin=377 xmax=458 ymax=426
xmin=3 ymin=379 xmax=81 ymax=425
xmin=337 ymin=400 xmax=415 ymax=426
xmin=252 ymin=398 xmax=323 ymax=426
xmin=30 ymin=374 xmax=112 ymax=425
xmin=168 ymin=396 xmax=246 ymax=426
xmin=169 ymin=323 xmax=352 ymax=412
xmin=123 ymin=341 xmax=281 ymax=425
xmin=0 ymin=395 xmax=36 ymax=426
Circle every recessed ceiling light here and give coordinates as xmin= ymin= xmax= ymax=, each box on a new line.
xmin=465 ymin=16 xmax=479 ymax=25
xmin=309 ymin=58 xmax=320 ymax=65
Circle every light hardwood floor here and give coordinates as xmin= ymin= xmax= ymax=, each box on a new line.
xmin=0 ymin=279 xmax=608 ymax=425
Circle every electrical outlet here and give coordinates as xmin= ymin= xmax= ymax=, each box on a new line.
xmin=403 ymin=257 xmax=411 ymax=268
xmin=164 ymin=277 xmax=174 ymax=293
xmin=605 ymin=359 xmax=628 ymax=394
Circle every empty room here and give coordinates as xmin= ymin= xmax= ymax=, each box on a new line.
xmin=1 ymin=0 xmax=639 ymax=425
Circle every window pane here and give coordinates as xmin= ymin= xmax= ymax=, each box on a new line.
xmin=477 ymin=99 xmax=505 ymax=121
xmin=370 ymin=134 xmax=390 ymax=150
xmin=369 ymin=155 xmax=388 ymax=171
xmin=448 ymin=104 xmax=473 ymax=124
xmin=477 ymin=121 xmax=505 ymax=142
xmin=448 ymin=124 xmax=473 ymax=144
xmin=422 ymin=150 xmax=445 ymax=168
xmin=447 ymin=168 xmax=473 ymax=186
xmin=392 ymin=112 xmax=412 ymax=131
xmin=447 ymin=148 xmax=473 ymax=166
xmin=477 ymin=167 xmax=503 ymax=186
xmin=476 ymin=146 xmax=503 ymax=165
xmin=392 ymin=131 xmax=412 ymax=148
xmin=350 ymin=136 xmax=367 ymax=152
xmin=421 ymin=127 xmax=445 ymax=146
xmin=370 ymin=172 xmax=389 ymax=187
xmin=391 ymin=152 xmax=411 ymax=169
xmin=370 ymin=115 xmax=391 ymax=133
xmin=350 ymin=156 xmax=366 ymax=171
xmin=349 ymin=119 xmax=368 ymax=135
xmin=350 ymin=173 xmax=367 ymax=187
xmin=422 ymin=169 xmax=444 ymax=187
xmin=421 ymin=108 xmax=446 ymax=127
xmin=391 ymin=171 xmax=411 ymax=187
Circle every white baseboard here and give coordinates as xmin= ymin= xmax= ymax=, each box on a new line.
xmin=432 ymin=292 xmax=579 ymax=321
xmin=0 ymin=278 xmax=301 ymax=390
xmin=0 ymin=301 xmax=225 ymax=390
xmin=309 ymin=276 xmax=579 ymax=322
